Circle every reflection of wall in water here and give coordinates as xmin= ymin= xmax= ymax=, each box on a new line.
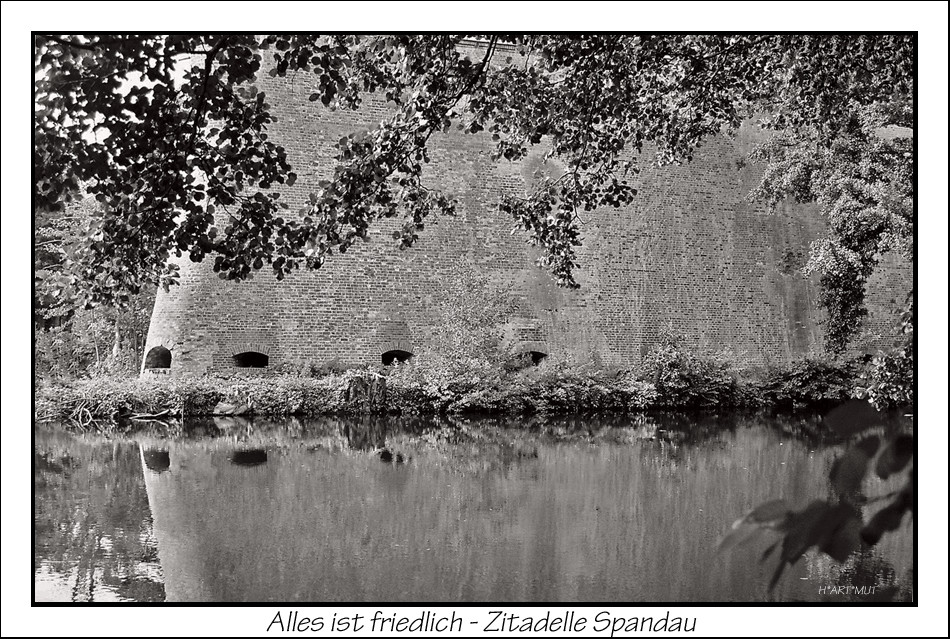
xmin=136 ymin=422 xmax=915 ymax=602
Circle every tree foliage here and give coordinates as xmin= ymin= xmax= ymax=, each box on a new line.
xmin=749 ymin=111 xmax=913 ymax=352
xmin=34 ymin=197 xmax=154 ymax=378
xmin=855 ymin=293 xmax=915 ymax=410
xmin=33 ymin=301 xmax=153 ymax=379
xmin=419 ymin=261 xmax=516 ymax=364
xmin=34 ymin=34 xmax=914 ymax=352
xmin=637 ymin=329 xmax=739 ymax=409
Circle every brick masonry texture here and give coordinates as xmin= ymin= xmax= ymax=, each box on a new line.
xmin=142 ymin=52 xmax=910 ymax=376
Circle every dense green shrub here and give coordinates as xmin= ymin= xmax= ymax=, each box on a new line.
xmin=858 ymin=350 xmax=913 ymax=411
xmin=445 ymin=382 xmax=531 ymax=414
xmin=637 ymin=333 xmax=740 ymax=409
xmin=308 ymin=357 xmax=352 ymax=378
xmin=854 ymin=296 xmax=914 ymax=411
xmin=516 ymin=363 xmax=625 ymax=413
xmin=382 ymin=260 xmax=522 ymax=415
xmin=387 ymin=355 xmax=659 ymax=415
xmin=755 ymin=358 xmax=858 ymax=410
xmin=226 ymin=376 xmax=341 ymax=415
xmin=387 ymin=355 xmax=504 ymax=413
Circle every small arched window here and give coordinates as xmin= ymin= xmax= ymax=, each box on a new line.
xmin=233 ymin=351 xmax=269 ymax=368
xmin=528 ymin=351 xmax=548 ymax=365
xmin=144 ymin=346 xmax=172 ymax=369
xmin=381 ymin=349 xmax=413 ymax=366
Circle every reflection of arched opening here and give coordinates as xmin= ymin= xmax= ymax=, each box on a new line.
xmin=144 ymin=346 xmax=171 ymax=369
xmin=381 ymin=349 xmax=413 ymax=366
xmin=142 ymin=449 xmax=170 ymax=473
xmin=229 ymin=449 xmax=267 ymax=467
xmin=528 ymin=351 xmax=548 ymax=365
xmin=233 ymin=351 xmax=269 ymax=368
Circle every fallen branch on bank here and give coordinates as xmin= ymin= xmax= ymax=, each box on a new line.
xmin=128 ymin=409 xmax=174 ymax=421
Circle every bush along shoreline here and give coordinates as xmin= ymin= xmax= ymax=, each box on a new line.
xmin=35 ymin=346 xmax=889 ymax=430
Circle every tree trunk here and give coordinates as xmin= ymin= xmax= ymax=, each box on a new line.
xmin=112 ymin=320 xmax=121 ymax=359
xmin=343 ymin=372 xmax=387 ymax=413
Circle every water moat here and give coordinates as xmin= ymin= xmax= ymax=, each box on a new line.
xmin=33 ymin=412 xmax=914 ymax=602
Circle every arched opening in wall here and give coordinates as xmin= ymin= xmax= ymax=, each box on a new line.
xmin=381 ymin=350 xmax=413 ymax=366
xmin=233 ymin=351 xmax=269 ymax=368
xmin=527 ymin=351 xmax=548 ymax=366
xmin=144 ymin=346 xmax=171 ymax=369
xmin=507 ymin=341 xmax=550 ymax=372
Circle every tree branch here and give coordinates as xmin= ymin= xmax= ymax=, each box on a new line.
xmin=189 ymin=36 xmax=231 ymax=146
xmin=40 ymin=35 xmax=99 ymax=52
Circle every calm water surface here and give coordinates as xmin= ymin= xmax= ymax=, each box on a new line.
xmin=33 ymin=413 xmax=914 ymax=602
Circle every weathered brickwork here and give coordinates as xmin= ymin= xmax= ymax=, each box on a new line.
xmin=143 ymin=54 xmax=909 ymax=376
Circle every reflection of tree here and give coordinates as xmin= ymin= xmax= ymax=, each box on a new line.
xmin=340 ymin=416 xmax=388 ymax=451
xmin=764 ymin=411 xmax=843 ymax=449
xmin=315 ymin=411 xmax=861 ymax=472
xmin=33 ymin=429 xmax=165 ymax=602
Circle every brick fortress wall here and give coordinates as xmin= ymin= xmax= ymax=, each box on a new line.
xmin=142 ymin=44 xmax=909 ymax=376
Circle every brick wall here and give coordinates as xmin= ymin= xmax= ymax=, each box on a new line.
xmin=142 ymin=51 xmax=908 ymax=376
